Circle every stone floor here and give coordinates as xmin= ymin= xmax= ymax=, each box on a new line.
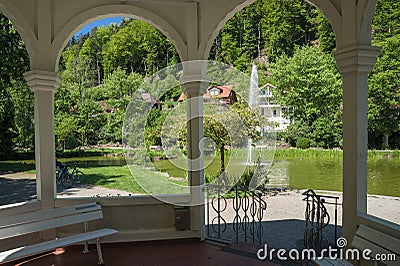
xmin=1 ymin=239 xmax=279 ymax=266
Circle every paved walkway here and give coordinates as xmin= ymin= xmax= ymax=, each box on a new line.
xmin=0 ymin=173 xmax=132 ymax=205
xmin=205 ymin=190 xmax=399 ymax=252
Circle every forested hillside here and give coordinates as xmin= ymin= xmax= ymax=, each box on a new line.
xmin=0 ymin=0 xmax=399 ymax=159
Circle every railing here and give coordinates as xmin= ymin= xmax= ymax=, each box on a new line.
xmin=302 ymin=189 xmax=340 ymax=253
xmin=205 ymin=184 xmax=267 ymax=244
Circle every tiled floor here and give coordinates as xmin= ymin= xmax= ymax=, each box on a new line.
xmin=3 ymin=239 xmax=278 ymax=266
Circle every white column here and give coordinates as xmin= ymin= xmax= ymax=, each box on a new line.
xmin=181 ymin=62 xmax=210 ymax=237
xmin=184 ymin=81 xmax=205 ymax=238
xmin=334 ymin=45 xmax=380 ymax=241
xmin=24 ymin=70 xmax=61 ymax=210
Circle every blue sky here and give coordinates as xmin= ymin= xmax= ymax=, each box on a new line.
xmin=74 ymin=17 xmax=124 ymax=36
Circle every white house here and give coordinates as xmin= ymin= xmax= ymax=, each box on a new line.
xmin=259 ymin=83 xmax=291 ymax=132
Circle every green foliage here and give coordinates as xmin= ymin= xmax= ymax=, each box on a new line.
xmin=7 ymin=79 xmax=34 ymax=150
xmin=372 ymin=0 xmax=400 ymax=43
xmin=0 ymin=13 xmax=30 ymax=158
xmin=296 ymin=137 xmax=310 ymax=149
xmin=284 ymin=122 xmax=310 ymax=147
xmin=271 ymin=46 xmax=342 ymax=148
xmin=368 ymin=34 xmax=400 ymax=149
xmin=310 ymin=117 xmax=342 ymax=148
xmin=0 ymin=82 xmax=16 ymax=159
xmin=312 ymin=9 xmax=336 ymax=53
xmin=145 ymin=108 xmax=168 ymax=148
xmin=210 ymin=0 xmax=319 ymax=66
xmin=102 ymin=19 xmax=178 ymax=76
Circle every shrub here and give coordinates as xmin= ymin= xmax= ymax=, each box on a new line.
xmin=296 ymin=138 xmax=310 ymax=149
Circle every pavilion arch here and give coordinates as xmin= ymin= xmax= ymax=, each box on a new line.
xmin=200 ymin=0 xmax=255 ymax=59
xmin=202 ymin=0 xmax=378 ymax=58
xmin=0 ymin=2 xmax=36 ymax=65
xmin=201 ymin=0 xmax=345 ymax=60
xmin=52 ymin=5 xmax=186 ymax=72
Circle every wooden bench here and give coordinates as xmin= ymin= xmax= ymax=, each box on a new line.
xmin=314 ymin=224 xmax=400 ymax=266
xmin=0 ymin=202 xmax=118 ymax=264
xmin=352 ymin=224 xmax=400 ymax=266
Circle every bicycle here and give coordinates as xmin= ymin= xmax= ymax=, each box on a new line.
xmin=71 ymin=162 xmax=86 ymax=183
xmin=56 ymin=162 xmax=74 ymax=188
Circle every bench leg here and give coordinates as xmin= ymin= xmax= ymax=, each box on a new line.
xmin=83 ymin=241 xmax=89 ymax=254
xmin=83 ymin=222 xmax=90 ymax=254
xmin=96 ymin=238 xmax=105 ymax=265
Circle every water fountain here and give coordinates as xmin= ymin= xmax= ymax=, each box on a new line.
xmin=246 ymin=64 xmax=259 ymax=165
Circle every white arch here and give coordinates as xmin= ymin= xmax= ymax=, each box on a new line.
xmin=201 ymin=0 xmax=344 ymax=60
xmin=307 ymin=0 xmax=342 ymax=47
xmin=0 ymin=1 xmax=37 ymax=65
xmin=358 ymin=0 xmax=378 ymax=45
xmin=52 ymin=4 xmax=187 ymax=71
xmin=200 ymin=0 xmax=255 ymax=60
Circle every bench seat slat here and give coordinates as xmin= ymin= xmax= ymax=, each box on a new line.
xmin=0 ymin=211 xmax=103 ymax=239
xmin=0 ymin=228 xmax=118 ymax=263
xmin=0 ymin=203 xmax=101 ymax=228
xmin=0 ymin=211 xmax=103 ymax=240
xmin=352 ymin=236 xmax=400 ymax=266
xmin=355 ymin=225 xmax=400 ymax=255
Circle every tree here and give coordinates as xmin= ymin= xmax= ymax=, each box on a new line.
xmin=271 ymin=46 xmax=343 ymax=148
xmin=372 ymin=0 xmax=400 ymax=43
xmin=55 ymin=113 xmax=78 ymax=150
xmin=76 ymin=99 xmax=105 ymax=147
xmin=102 ymin=19 xmax=178 ymax=76
xmin=0 ymin=82 xmax=16 ymax=158
xmin=8 ymin=79 xmax=34 ymax=150
xmin=0 ymin=13 xmax=30 ymax=158
xmin=312 ymin=9 xmax=336 ymax=53
xmin=368 ymin=35 xmax=400 ymax=149
xmin=261 ymin=0 xmax=315 ymax=62
xmin=79 ymin=26 xmax=116 ymax=85
xmin=61 ymin=48 xmax=96 ymax=104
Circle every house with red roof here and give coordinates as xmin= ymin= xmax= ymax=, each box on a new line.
xmin=178 ymin=85 xmax=237 ymax=105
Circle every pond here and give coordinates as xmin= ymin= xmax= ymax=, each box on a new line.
xmin=59 ymin=155 xmax=400 ymax=197
xmin=266 ymin=157 xmax=400 ymax=197
xmin=4 ymin=154 xmax=399 ymax=197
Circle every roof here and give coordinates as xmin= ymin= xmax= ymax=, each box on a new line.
xmin=204 ymin=86 xmax=232 ymax=99
xmin=178 ymin=86 xmax=235 ymax=101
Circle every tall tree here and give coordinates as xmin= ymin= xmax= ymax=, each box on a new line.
xmin=271 ymin=46 xmax=343 ymax=148
xmin=79 ymin=25 xmax=116 ymax=85
xmin=372 ymin=0 xmax=400 ymax=43
xmin=102 ymin=19 xmax=178 ymax=76
xmin=368 ymin=35 xmax=400 ymax=148
xmin=0 ymin=13 xmax=30 ymax=158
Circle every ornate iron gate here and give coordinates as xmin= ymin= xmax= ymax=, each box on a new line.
xmin=303 ymin=189 xmax=340 ymax=253
xmin=205 ymin=184 xmax=267 ymax=244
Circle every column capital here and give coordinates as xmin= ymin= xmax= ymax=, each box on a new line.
xmin=24 ymin=70 xmax=61 ymax=93
xmin=334 ymin=45 xmax=381 ymax=75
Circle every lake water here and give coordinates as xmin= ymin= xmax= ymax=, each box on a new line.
xmin=267 ymin=157 xmax=400 ymax=197
xmin=60 ymin=155 xmax=400 ymax=197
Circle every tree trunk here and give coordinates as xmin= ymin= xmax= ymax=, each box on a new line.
xmin=384 ymin=134 xmax=389 ymax=149
xmin=96 ymin=55 xmax=101 ymax=85
xmin=258 ymin=22 xmax=261 ymax=59
xmin=220 ymin=145 xmax=225 ymax=174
